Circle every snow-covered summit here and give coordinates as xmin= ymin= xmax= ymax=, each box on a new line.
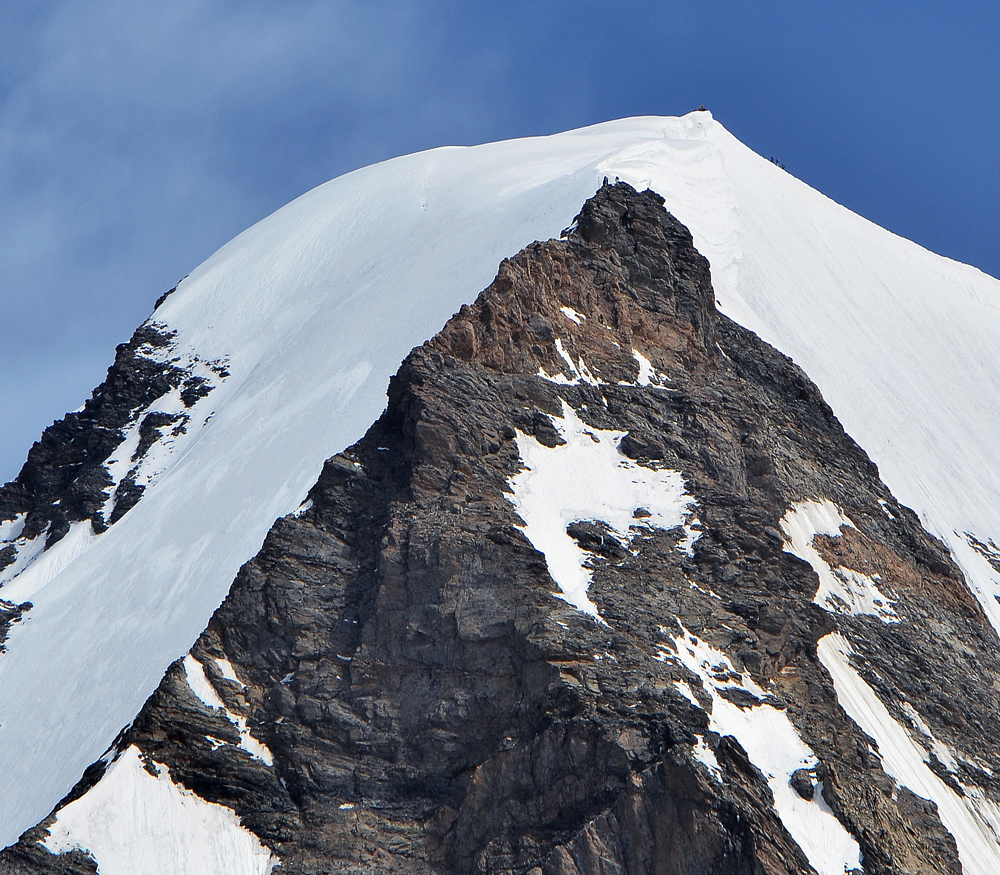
xmin=2 ymin=111 xmax=1000 ymax=846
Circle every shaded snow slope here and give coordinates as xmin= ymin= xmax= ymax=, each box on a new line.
xmin=2 ymin=110 xmax=1000 ymax=845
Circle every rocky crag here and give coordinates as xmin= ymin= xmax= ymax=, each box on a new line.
xmin=0 ymin=302 xmax=228 ymax=643
xmin=5 ymin=183 xmax=1000 ymax=874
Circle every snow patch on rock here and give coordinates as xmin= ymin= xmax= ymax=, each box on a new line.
xmin=0 ymin=514 xmax=25 ymax=544
xmin=559 ymin=306 xmax=585 ymax=324
xmin=183 ymin=655 xmax=272 ymax=766
xmin=630 ymin=349 xmax=670 ymax=388
xmin=537 ymin=338 xmax=603 ymax=386
xmin=818 ymin=633 xmax=1000 ymax=875
xmin=780 ymin=500 xmax=898 ymax=623
xmin=508 ymin=400 xmax=694 ymax=621
xmin=671 ymin=626 xmax=862 ymax=875
xmin=214 ymin=657 xmax=244 ymax=687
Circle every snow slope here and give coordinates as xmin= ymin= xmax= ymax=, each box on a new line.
xmin=2 ymin=111 xmax=1000 ymax=848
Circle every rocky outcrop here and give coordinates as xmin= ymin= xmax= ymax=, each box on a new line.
xmin=0 ymin=599 xmax=30 ymax=654
xmin=0 ymin=321 xmax=225 ymax=546
xmin=7 ymin=184 xmax=1000 ymax=874
xmin=0 ymin=312 xmax=229 ymax=644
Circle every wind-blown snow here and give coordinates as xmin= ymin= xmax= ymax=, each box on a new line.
xmin=3 ymin=109 xmax=1000 ymax=845
xmin=43 ymin=745 xmax=275 ymax=875
xmin=507 ymin=400 xmax=694 ymax=621
xmin=671 ymin=627 xmax=861 ymax=875
xmin=818 ymin=633 xmax=1000 ymax=874
xmin=780 ymin=500 xmax=898 ymax=622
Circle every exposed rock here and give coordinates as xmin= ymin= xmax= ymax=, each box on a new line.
xmin=0 ymin=599 xmax=31 ymax=654
xmin=0 ymin=309 xmax=227 ymax=614
xmin=8 ymin=184 xmax=1000 ymax=874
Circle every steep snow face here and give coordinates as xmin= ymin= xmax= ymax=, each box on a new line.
xmin=3 ymin=110 xmax=1000 ymax=845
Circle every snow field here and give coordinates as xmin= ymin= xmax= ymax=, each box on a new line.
xmin=818 ymin=633 xmax=1000 ymax=875
xmin=507 ymin=400 xmax=695 ymax=621
xmin=671 ymin=627 xmax=862 ymax=875
xmin=43 ymin=746 xmax=275 ymax=875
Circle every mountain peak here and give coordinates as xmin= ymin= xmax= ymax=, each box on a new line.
xmin=10 ymin=184 xmax=1000 ymax=874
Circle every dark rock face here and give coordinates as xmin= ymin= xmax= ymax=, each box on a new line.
xmin=8 ymin=184 xmax=1000 ymax=874
xmin=0 ymin=599 xmax=30 ymax=654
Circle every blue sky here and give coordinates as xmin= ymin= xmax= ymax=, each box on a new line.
xmin=2 ymin=1 xmax=998 ymax=482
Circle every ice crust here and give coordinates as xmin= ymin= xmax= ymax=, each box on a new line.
xmin=2 ymin=110 xmax=1000 ymax=847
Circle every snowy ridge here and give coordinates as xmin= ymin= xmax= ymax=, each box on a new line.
xmin=2 ymin=110 xmax=1000 ymax=846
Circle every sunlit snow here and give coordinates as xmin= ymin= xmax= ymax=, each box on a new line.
xmin=900 ymin=701 xmax=959 ymax=772
xmin=692 ymin=736 xmax=722 ymax=779
xmin=507 ymin=400 xmax=694 ymax=621
xmin=630 ymin=349 xmax=670 ymax=388
xmin=672 ymin=627 xmax=861 ymax=875
xmin=0 ymin=514 xmax=25 ymax=544
xmin=3 ymin=110 xmax=1000 ymax=846
xmin=44 ymin=745 xmax=274 ymax=875
xmin=1 ymin=523 xmax=97 ymax=603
